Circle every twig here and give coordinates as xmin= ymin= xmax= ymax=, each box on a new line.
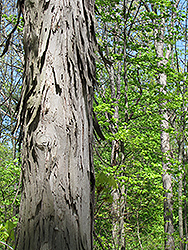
xmin=0 ymin=241 xmax=14 ymax=250
xmin=0 ymin=3 xmax=22 ymax=57
xmin=93 ymin=230 xmax=106 ymax=250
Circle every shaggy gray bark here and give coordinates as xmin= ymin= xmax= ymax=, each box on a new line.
xmin=17 ymin=0 xmax=95 ymax=249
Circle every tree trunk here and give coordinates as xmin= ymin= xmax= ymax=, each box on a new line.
xmin=154 ymin=15 xmax=175 ymax=250
xmin=108 ymin=61 xmax=125 ymax=250
xmin=17 ymin=0 xmax=95 ymax=249
xmin=161 ymin=117 xmax=174 ymax=250
xmin=184 ymin=169 xmax=188 ymax=250
xmin=178 ymin=141 xmax=184 ymax=250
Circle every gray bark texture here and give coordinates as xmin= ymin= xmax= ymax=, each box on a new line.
xmin=17 ymin=0 xmax=95 ymax=249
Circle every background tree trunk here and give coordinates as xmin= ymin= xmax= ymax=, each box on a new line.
xmin=154 ymin=13 xmax=175 ymax=250
xmin=178 ymin=141 xmax=184 ymax=250
xmin=17 ymin=0 xmax=95 ymax=249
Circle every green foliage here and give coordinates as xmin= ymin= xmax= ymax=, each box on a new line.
xmin=0 ymin=143 xmax=21 ymax=248
xmin=94 ymin=0 xmax=188 ymax=249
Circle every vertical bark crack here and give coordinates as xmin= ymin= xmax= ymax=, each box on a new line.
xmin=52 ymin=66 xmax=62 ymax=96
xmin=40 ymin=28 xmax=51 ymax=73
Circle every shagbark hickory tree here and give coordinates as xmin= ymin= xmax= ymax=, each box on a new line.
xmin=16 ymin=0 xmax=95 ymax=249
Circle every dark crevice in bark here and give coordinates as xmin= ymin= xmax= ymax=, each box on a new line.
xmin=69 ymin=89 xmax=77 ymax=111
xmin=43 ymin=0 xmax=50 ymax=11
xmin=29 ymin=33 xmax=39 ymax=57
xmin=69 ymin=57 xmax=78 ymax=99
xmin=80 ymin=28 xmax=85 ymax=47
xmin=87 ymin=57 xmax=92 ymax=81
xmin=51 ymin=5 xmax=55 ymax=12
xmin=90 ymin=13 xmax=95 ymax=36
xmin=82 ymin=0 xmax=89 ymax=33
xmin=52 ymin=66 xmax=62 ymax=96
xmin=76 ymin=45 xmax=86 ymax=91
xmin=66 ymin=20 xmax=69 ymax=29
xmin=28 ymin=160 xmax=31 ymax=172
xmin=35 ymin=200 xmax=42 ymax=216
xmin=72 ymin=12 xmax=75 ymax=31
xmin=67 ymin=57 xmax=71 ymax=79
xmin=28 ymin=236 xmax=30 ymax=249
xmin=31 ymin=147 xmax=37 ymax=163
xmin=29 ymin=138 xmax=33 ymax=152
xmin=64 ymin=228 xmax=71 ymax=250
xmin=25 ymin=78 xmax=36 ymax=100
xmin=42 ymin=84 xmax=45 ymax=94
xmin=30 ymin=63 xmax=34 ymax=81
xmin=40 ymin=28 xmax=51 ymax=73
xmin=28 ymin=104 xmax=41 ymax=133
xmin=73 ymin=72 xmax=78 ymax=98
xmin=26 ymin=107 xmax=33 ymax=124
xmin=39 ymin=21 xmax=43 ymax=37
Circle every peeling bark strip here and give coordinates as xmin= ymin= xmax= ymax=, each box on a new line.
xmin=17 ymin=0 xmax=95 ymax=249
